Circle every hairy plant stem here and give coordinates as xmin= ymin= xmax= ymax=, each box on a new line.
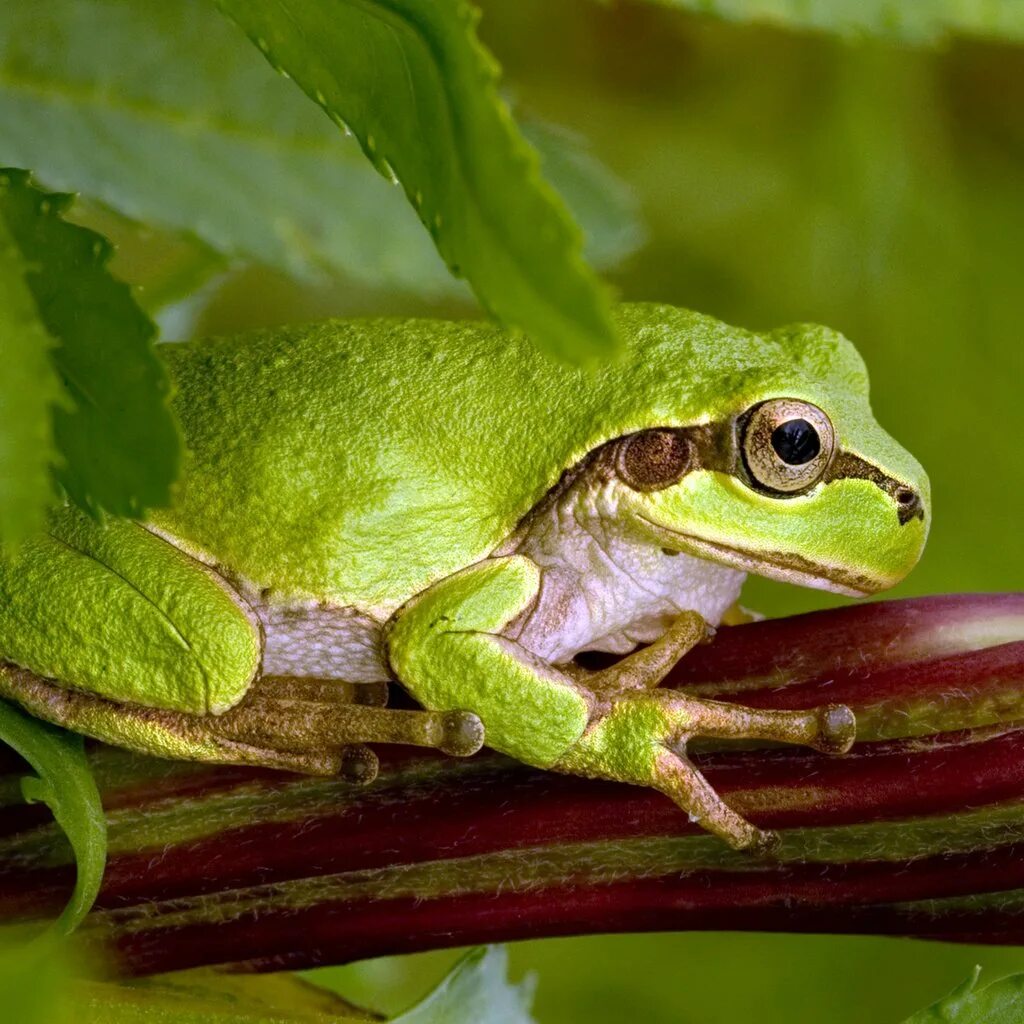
xmin=1 ymin=594 xmax=1023 ymax=976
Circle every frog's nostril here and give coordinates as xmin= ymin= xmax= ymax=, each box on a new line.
xmin=895 ymin=487 xmax=924 ymax=525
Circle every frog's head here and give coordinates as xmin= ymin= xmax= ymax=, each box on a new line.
xmin=609 ymin=322 xmax=929 ymax=596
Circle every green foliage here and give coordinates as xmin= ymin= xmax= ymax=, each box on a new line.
xmin=0 ymin=197 xmax=61 ymax=542
xmin=0 ymin=170 xmax=179 ymax=534
xmin=902 ymin=967 xmax=1024 ymax=1023
xmin=0 ymin=1 xmax=638 ymax=302
xmin=0 ymin=0 xmax=454 ymax=295
xmin=0 ymin=944 xmax=531 ymax=1023
xmin=0 ymin=945 xmax=372 ymax=1024
xmin=396 ymin=947 xmax=536 ymax=1024
xmin=216 ymin=0 xmax=618 ymax=364
xmin=0 ymin=699 xmax=105 ymax=933
xmin=0 ymin=0 xmax=1023 ymax=1020
xmin=649 ymin=0 xmax=1024 ymax=43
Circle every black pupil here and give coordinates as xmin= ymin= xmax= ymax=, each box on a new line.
xmin=771 ymin=418 xmax=820 ymax=465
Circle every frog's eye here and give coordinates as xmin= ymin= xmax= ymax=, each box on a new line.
xmin=741 ymin=399 xmax=835 ymax=494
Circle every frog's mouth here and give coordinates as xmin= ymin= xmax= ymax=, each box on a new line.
xmin=637 ymin=516 xmax=875 ymax=597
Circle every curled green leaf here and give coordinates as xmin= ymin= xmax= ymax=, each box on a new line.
xmin=0 ymin=698 xmax=105 ymax=933
xmin=217 ymin=0 xmax=619 ymax=365
xmin=396 ymin=947 xmax=537 ymax=1024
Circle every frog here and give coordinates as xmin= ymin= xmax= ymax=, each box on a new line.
xmin=0 ymin=303 xmax=928 ymax=851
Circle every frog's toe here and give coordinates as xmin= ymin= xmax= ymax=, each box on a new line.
xmin=649 ymin=746 xmax=768 ymax=851
xmin=436 ymin=710 xmax=486 ymax=757
xmin=662 ymin=691 xmax=858 ymax=756
xmin=747 ymin=827 xmax=782 ymax=859
xmin=339 ymin=744 xmax=381 ymax=783
xmin=812 ymin=703 xmax=857 ymax=754
xmin=559 ymin=686 xmax=859 ymax=851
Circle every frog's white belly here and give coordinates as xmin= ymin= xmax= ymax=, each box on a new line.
xmin=497 ymin=473 xmax=746 ymax=665
xmin=507 ymin=512 xmax=745 ymax=664
xmin=257 ymin=538 xmax=743 ymax=681
xmin=259 ymin=602 xmax=389 ymax=681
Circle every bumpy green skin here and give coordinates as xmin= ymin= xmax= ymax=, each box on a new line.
xmin=152 ymin=305 xmax=926 ymax=612
xmin=0 ymin=304 xmax=929 ymax=775
xmin=0 ymin=507 xmax=259 ymax=713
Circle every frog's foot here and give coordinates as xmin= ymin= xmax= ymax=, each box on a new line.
xmin=0 ymin=665 xmax=484 ymax=779
xmin=557 ymin=688 xmax=856 ymax=852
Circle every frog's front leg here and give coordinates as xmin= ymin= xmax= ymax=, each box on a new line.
xmin=387 ymin=557 xmax=595 ymax=766
xmin=387 ymin=556 xmax=856 ymax=851
xmin=558 ymin=684 xmax=854 ymax=852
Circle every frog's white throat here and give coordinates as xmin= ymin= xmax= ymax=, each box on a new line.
xmin=498 ymin=475 xmax=746 ymax=666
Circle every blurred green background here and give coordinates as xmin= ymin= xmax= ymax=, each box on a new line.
xmin=219 ymin=2 xmax=1021 ymax=1020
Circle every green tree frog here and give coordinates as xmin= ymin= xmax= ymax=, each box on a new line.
xmin=0 ymin=304 xmax=928 ymax=851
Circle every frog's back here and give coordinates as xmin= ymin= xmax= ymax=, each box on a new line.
xmin=153 ymin=306 xmax=790 ymax=614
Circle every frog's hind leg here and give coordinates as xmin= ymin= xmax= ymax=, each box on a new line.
xmin=0 ymin=508 xmax=483 ymax=776
xmin=0 ymin=665 xmax=484 ymax=781
xmin=211 ymin=674 xmax=486 ymax=768
xmin=202 ymin=675 xmax=393 ymax=780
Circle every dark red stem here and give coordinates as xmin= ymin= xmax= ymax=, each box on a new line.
xmin=1 ymin=594 xmax=1022 ymax=976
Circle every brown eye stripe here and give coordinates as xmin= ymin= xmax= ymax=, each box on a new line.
xmin=610 ymin=416 xmax=922 ymax=519
xmin=827 ymin=451 xmax=926 ymax=522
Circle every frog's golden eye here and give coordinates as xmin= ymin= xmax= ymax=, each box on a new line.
xmin=741 ymin=399 xmax=835 ymax=494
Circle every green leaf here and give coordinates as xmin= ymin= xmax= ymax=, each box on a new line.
xmin=216 ymin=0 xmax=618 ymax=365
xmin=396 ymin=947 xmax=537 ymax=1024
xmin=0 ymin=169 xmax=179 ymax=524
xmin=0 ymin=948 xmax=379 ymax=1023
xmin=0 ymin=698 xmax=106 ymax=933
xmin=0 ymin=193 xmax=62 ymax=542
xmin=523 ymin=120 xmax=645 ymax=272
xmin=901 ymin=967 xmax=1024 ymax=1023
xmin=13 ymin=949 xmax=531 ymax=1023
xmin=0 ymin=2 xmax=640 ymax=303
xmin=648 ymin=0 xmax=1024 ymax=44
